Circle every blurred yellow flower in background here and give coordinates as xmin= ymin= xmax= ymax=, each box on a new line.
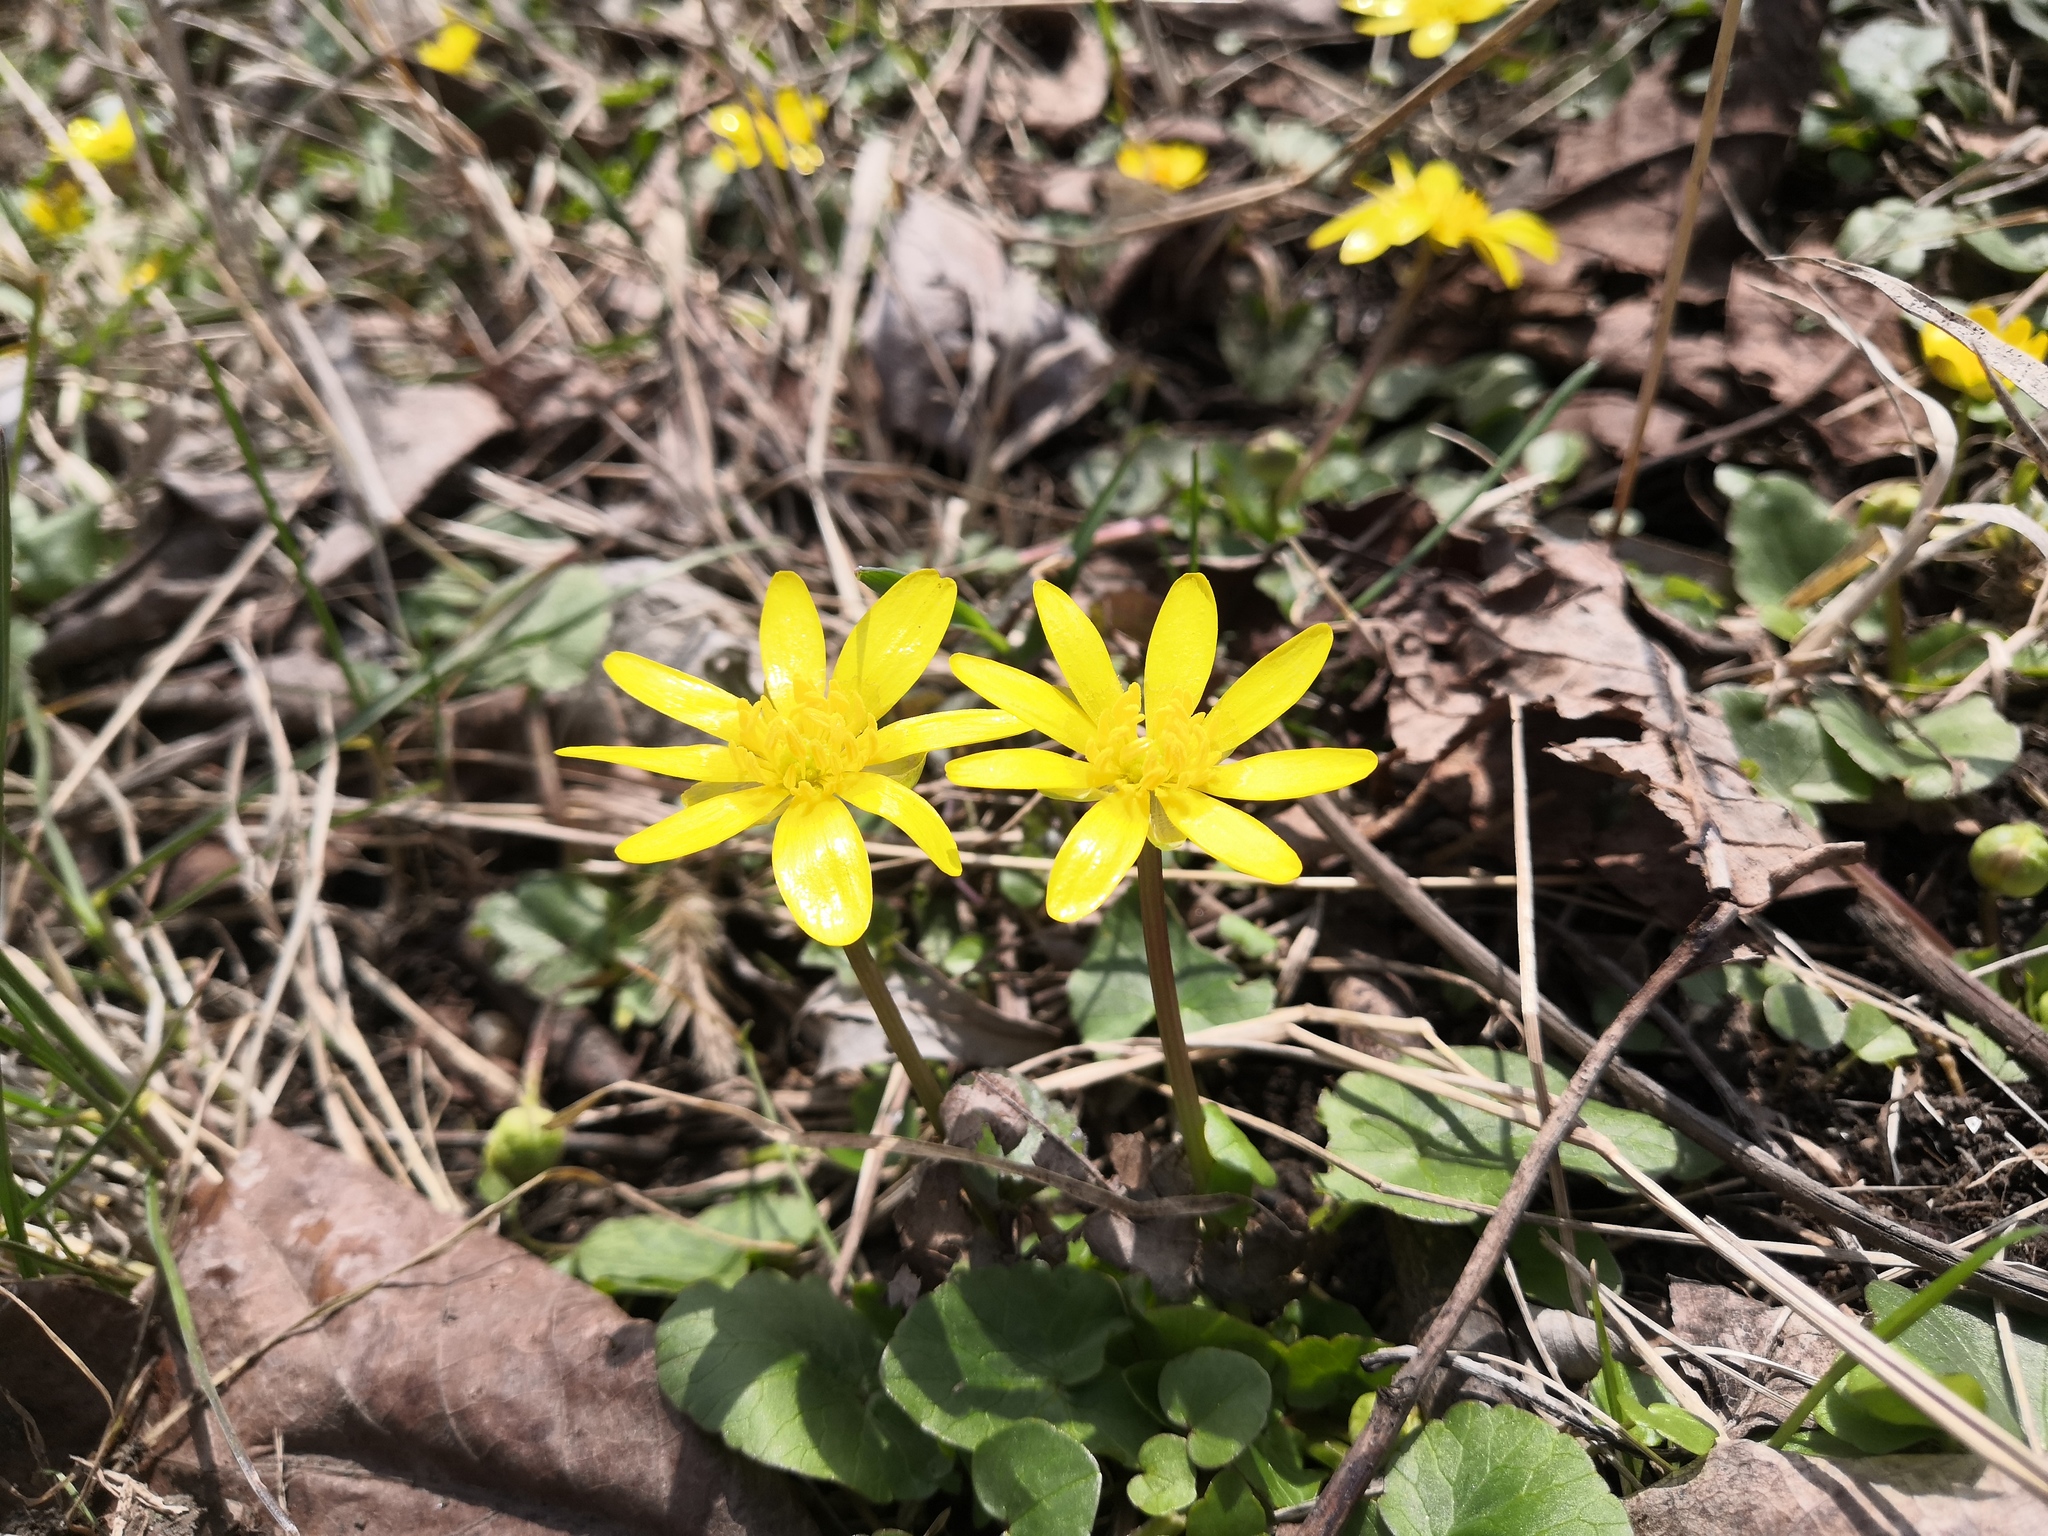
xmin=947 ymin=576 xmax=1378 ymax=922
xmin=1308 ymin=154 xmax=1556 ymax=287
xmin=1343 ymin=0 xmax=1517 ymax=58
xmin=1921 ymin=305 xmax=2048 ymax=403
xmin=65 ymin=109 xmax=135 ymax=167
xmin=1116 ymin=140 xmax=1209 ymax=192
xmin=708 ymin=88 xmax=828 ymax=175
xmin=562 ymin=570 xmax=1018 ymax=946
xmin=416 ymin=15 xmax=482 ymax=75
xmin=23 ymin=181 xmax=87 ymax=236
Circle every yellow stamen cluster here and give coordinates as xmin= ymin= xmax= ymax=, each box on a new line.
xmin=728 ymin=682 xmax=879 ymax=800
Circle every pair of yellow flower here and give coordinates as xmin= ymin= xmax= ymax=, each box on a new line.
xmin=568 ymin=570 xmax=1377 ymax=945
xmin=21 ymin=108 xmax=134 ymax=236
xmin=707 ymin=89 xmax=829 ymax=176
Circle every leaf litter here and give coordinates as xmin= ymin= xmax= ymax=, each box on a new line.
xmin=11 ymin=0 xmax=2048 ymax=1533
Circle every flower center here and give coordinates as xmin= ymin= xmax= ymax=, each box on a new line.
xmin=728 ymin=680 xmax=876 ymax=798
xmin=1082 ymin=684 xmax=1217 ymax=797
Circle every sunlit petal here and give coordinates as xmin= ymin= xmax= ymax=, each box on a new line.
xmin=840 ymin=772 xmax=962 ymax=876
xmin=1204 ymin=624 xmax=1332 ymax=753
xmin=1035 ymin=581 xmax=1124 ymax=720
xmin=556 ymin=743 xmax=746 ymax=781
xmin=874 ymin=708 xmax=1023 ymax=759
xmin=866 ymin=753 xmax=926 ymax=788
xmin=773 ymin=794 xmax=872 ymax=946
xmin=1156 ymin=789 xmax=1302 ymax=883
xmin=604 ymin=652 xmax=747 ymax=739
xmin=1047 ymin=791 xmax=1150 ymax=922
xmin=947 ymin=749 xmax=1096 ymax=794
xmin=1144 ymin=573 xmax=1217 ymax=717
xmin=616 ymin=784 xmax=787 ymax=863
xmin=952 ymin=655 xmax=1097 ymax=753
xmin=761 ymin=571 xmax=827 ymax=705
xmin=835 ymin=569 xmax=955 ymax=717
xmin=1205 ymin=748 xmax=1379 ymax=800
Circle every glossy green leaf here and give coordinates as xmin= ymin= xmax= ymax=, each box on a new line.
xmin=1762 ymin=982 xmax=1848 ymax=1052
xmin=1126 ymin=1432 xmax=1198 ymax=1516
xmin=1316 ymin=1048 xmax=1718 ymax=1223
xmin=1185 ymin=1466 xmax=1267 ymax=1536
xmin=1845 ymin=1002 xmax=1916 ymax=1065
xmin=1280 ymin=1334 xmax=1374 ymax=1410
xmin=880 ymin=1262 xmax=1134 ymax=1451
xmin=656 ymin=1272 xmax=948 ymax=1502
xmin=1158 ymin=1347 xmax=1273 ymax=1469
xmin=571 ymin=1215 xmax=746 ymax=1296
xmin=1201 ymin=1104 xmax=1276 ymax=1195
xmin=1837 ymin=20 xmax=1950 ymax=126
xmin=1712 ymin=686 xmax=1874 ymax=824
xmin=972 ymin=1419 xmax=1101 ymax=1536
xmin=1725 ymin=474 xmax=1853 ymax=641
xmin=1378 ymin=1403 xmax=1630 ymax=1536
xmin=1813 ymin=688 xmax=2022 ymax=802
xmin=1243 ymin=1417 xmax=1327 ymax=1508
xmin=1067 ymin=890 xmax=1275 ymax=1042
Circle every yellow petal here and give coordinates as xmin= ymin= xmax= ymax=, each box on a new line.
xmin=867 ymin=753 xmax=926 ymax=788
xmin=1205 ymin=748 xmax=1378 ymax=800
xmin=835 ymin=568 xmax=955 ymax=717
xmin=556 ymin=743 xmax=747 ymax=780
xmin=952 ymin=655 xmax=1098 ymax=753
xmin=874 ymin=709 xmax=1022 ymax=759
xmin=840 ymin=772 xmax=962 ymax=875
xmin=761 ymin=570 xmax=827 ymax=706
xmin=946 ymin=749 xmax=1096 ymax=794
xmin=604 ymin=652 xmax=747 ymax=738
xmin=616 ymin=784 xmax=787 ymax=863
xmin=1047 ymin=791 xmax=1150 ymax=922
xmin=1144 ymin=573 xmax=1218 ymax=718
xmin=1204 ymin=624 xmax=1331 ymax=754
xmin=773 ymin=794 xmax=872 ymax=946
xmin=1155 ymin=789 xmax=1302 ymax=883
xmin=1410 ymin=17 xmax=1459 ymax=56
xmin=1034 ymin=582 xmax=1124 ymax=720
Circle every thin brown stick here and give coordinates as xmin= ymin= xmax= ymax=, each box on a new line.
xmin=1300 ymin=795 xmax=2048 ymax=1309
xmin=1300 ymin=899 xmax=1738 ymax=1536
xmin=1138 ymin=845 xmax=1214 ymax=1187
xmin=843 ymin=932 xmax=950 ymax=1134
xmin=1610 ymin=0 xmax=1746 ymax=518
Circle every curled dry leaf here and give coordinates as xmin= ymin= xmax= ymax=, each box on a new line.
xmin=862 ymin=194 xmax=1114 ymax=472
xmin=1363 ymin=536 xmax=1837 ymax=914
xmin=1627 ymin=1437 xmax=2040 ymax=1536
xmin=145 ymin=1122 xmax=815 ymax=1536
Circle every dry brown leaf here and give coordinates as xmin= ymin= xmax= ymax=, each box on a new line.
xmin=146 ymin=1122 xmax=815 ymax=1536
xmin=1667 ymin=1278 xmax=1838 ymax=1432
xmin=1363 ymin=536 xmax=1834 ymax=913
xmin=1628 ymin=1438 xmax=2041 ymax=1536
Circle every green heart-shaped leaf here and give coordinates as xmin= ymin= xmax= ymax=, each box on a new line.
xmin=1158 ymin=1347 xmax=1272 ymax=1469
xmin=1125 ymin=1433 xmax=1197 ymax=1516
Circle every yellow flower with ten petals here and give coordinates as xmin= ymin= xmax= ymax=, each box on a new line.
xmin=709 ymin=89 xmax=828 ymax=176
xmin=946 ymin=576 xmax=1378 ymax=922
xmin=562 ymin=570 xmax=1019 ymax=946
xmin=1116 ymin=140 xmax=1209 ymax=192
xmin=1921 ymin=305 xmax=2048 ymax=403
xmin=1343 ymin=0 xmax=1517 ymax=58
xmin=22 ymin=180 xmax=86 ymax=236
xmin=1308 ymin=154 xmax=1555 ymax=287
xmin=65 ymin=109 xmax=135 ymax=167
xmin=416 ymin=15 xmax=482 ymax=75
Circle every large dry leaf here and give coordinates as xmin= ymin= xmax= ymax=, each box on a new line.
xmin=1364 ymin=536 xmax=1834 ymax=913
xmin=147 ymin=1122 xmax=815 ymax=1536
xmin=1628 ymin=1438 xmax=2040 ymax=1535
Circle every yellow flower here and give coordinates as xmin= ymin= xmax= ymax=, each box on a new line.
xmin=416 ymin=15 xmax=482 ymax=75
xmin=562 ymin=570 xmax=1019 ymax=946
xmin=1921 ymin=305 xmax=2048 ymax=403
xmin=121 ymin=257 xmax=162 ymax=294
xmin=1343 ymin=0 xmax=1517 ymax=58
xmin=65 ymin=109 xmax=135 ymax=167
xmin=1308 ymin=154 xmax=1556 ymax=287
xmin=1116 ymin=140 xmax=1209 ymax=192
xmin=22 ymin=180 xmax=86 ymax=236
xmin=946 ymin=576 xmax=1378 ymax=922
xmin=708 ymin=88 xmax=828 ymax=176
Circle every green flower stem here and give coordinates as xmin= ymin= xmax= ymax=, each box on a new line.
xmin=1137 ymin=845 xmax=1214 ymax=1189
xmin=843 ymin=931 xmax=950 ymax=1136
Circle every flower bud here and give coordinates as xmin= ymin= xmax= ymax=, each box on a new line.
xmin=478 ymin=1103 xmax=563 ymax=1201
xmin=1969 ymin=822 xmax=2048 ymax=899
